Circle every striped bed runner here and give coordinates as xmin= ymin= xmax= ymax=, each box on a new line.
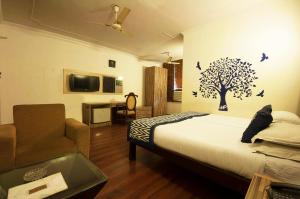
xmin=128 ymin=112 xmax=208 ymax=148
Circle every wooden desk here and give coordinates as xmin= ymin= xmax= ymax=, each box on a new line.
xmin=82 ymin=102 xmax=126 ymax=127
xmin=245 ymin=173 xmax=280 ymax=199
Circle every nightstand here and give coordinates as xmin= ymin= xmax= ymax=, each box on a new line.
xmin=245 ymin=173 xmax=280 ymax=199
xmin=136 ymin=106 xmax=152 ymax=119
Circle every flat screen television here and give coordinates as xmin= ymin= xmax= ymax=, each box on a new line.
xmin=103 ymin=76 xmax=115 ymax=93
xmin=69 ymin=74 xmax=100 ymax=92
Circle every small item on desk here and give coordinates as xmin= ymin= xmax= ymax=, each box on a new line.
xmin=23 ymin=167 xmax=47 ymax=182
xmin=28 ymin=184 xmax=47 ymax=194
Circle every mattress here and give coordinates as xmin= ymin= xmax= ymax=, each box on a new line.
xmin=153 ymin=114 xmax=300 ymax=184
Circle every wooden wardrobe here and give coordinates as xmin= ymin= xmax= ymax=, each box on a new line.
xmin=144 ymin=67 xmax=167 ymax=116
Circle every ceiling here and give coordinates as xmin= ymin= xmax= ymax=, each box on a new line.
xmin=1 ymin=0 xmax=263 ymax=61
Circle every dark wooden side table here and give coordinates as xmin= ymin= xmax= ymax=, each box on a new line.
xmin=136 ymin=106 xmax=152 ymax=119
xmin=0 ymin=153 xmax=107 ymax=199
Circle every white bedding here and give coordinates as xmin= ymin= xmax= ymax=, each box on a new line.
xmin=153 ymin=114 xmax=300 ymax=184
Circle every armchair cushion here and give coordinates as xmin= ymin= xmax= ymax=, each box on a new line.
xmin=13 ymin=104 xmax=66 ymax=147
xmin=66 ymin=118 xmax=90 ymax=158
xmin=16 ymin=137 xmax=77 ymax=167
xmin=0 ymin=124 xmax=16 ymax=172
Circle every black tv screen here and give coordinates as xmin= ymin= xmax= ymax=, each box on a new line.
xmin=69 ymin=74 xmax=100 ymax=92
xmin=103 ymin=76 xmax=115 ymax=93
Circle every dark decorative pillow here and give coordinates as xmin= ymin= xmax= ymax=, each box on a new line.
xmin=241 ymin=105 xmax=273 ymax=143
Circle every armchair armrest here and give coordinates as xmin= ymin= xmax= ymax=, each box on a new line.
xmin=65 ymin=118 xmax=90 ymax=158
xmin=0 ymin=124 xmax=16 ymax=172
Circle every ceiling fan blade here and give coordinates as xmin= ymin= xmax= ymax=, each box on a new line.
xmin=161 ymin=52 xmax=170 ymax=56
xmin=166 ymin=56 xmax=172 ymax=63
xmin=117 ymin=7 xmax=131 ymax=24
xmin=0 ymin=36 xmax=7 ymax=39
xmin=107 ymin=9 xmax=116 ymax=23
xmin=86 ymin=21 xmax=109 ymax=26
xmin=161 ymin=51 xmax=179 ymax=64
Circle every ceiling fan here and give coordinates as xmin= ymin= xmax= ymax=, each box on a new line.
xmin=87 ymin=5 xmax=131 ymax=35
xmin=162 ymin=52 xmax=180 ymax=65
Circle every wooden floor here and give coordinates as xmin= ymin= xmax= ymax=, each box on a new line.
xmin=90 ymin=124 xmax=244 ymax=199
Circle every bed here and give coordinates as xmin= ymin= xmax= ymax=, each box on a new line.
xmin=128 ymin=113 xmax=300 ymax=194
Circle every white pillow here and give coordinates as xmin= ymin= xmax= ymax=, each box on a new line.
xmin=252 ymin=122 xmax=300 ymax=147
xmin=272 ymin=111 xmax=300 ymax=125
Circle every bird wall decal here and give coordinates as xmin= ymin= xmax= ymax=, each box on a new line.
xmin=196 ymin=61 xmax=201 ymax=70
xmin=192 ymin=91 xmax=198 ymax=97
xmin=256 ymin=90 xmax=265 ymax=97
xmin=260 ymin=53 xmax=269 ymax=62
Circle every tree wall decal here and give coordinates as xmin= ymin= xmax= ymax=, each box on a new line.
xmin=199 ymin=57 xmax=258 ymax=111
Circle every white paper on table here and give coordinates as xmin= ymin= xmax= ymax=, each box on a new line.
xmin=8 ymin=172 xmax=68 ymax=199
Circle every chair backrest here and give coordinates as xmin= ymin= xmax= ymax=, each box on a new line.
xmin=125 ymin=92 xmax=138 ymax=111
xmin=13 ymin=104 xmax=66 ymax=147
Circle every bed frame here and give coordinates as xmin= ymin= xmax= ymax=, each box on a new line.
xmin=129 ymin=142 xmax=250 ymax=194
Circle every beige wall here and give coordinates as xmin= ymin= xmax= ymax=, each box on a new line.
xmin=182 ymin=0 xmax=300 ymax=117
xmin=298 ymin=96 xmax=300 ymax=116
xmin=0 ymin=23 xmax=153 ymax=124
xmin=167 ymin=102 xmax=181 ymax=114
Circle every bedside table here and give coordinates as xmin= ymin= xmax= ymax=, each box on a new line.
xmin=245 ymin=173 xmax=280 ymax=199
xmin=136 ymin=106 xmax=152 ymax=119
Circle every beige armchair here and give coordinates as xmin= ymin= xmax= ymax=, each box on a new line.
xmin=0 ymin=104 xmax=90 ymax=173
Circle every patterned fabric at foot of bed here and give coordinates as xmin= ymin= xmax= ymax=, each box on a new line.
xmin=127 ymin=112 xmax=208 ymax=148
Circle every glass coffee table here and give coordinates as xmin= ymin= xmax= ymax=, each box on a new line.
xmin=0 ymin=153 xmax=107 ymax=199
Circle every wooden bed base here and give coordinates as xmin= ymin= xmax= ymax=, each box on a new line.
xmin=129 ymin=142 xmax=250 ymax=195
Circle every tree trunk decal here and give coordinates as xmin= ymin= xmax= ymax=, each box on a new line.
xmin=198 ymin=57 xmax=258 ymax=111
xmin=219 ymin=86 xmax=228 ymax=111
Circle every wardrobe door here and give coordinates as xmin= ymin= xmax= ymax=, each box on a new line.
xmin=153 ymin=67 xmax=167 ymax=116
xmin=0 ymin=72 xmax=2 ymax=123
xmin=144 ymin=67 xmax=155 ymax=112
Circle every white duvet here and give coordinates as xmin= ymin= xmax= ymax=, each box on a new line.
xmin=153 ymin=114 xmax=300 ymax=184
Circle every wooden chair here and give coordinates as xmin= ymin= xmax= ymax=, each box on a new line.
xmin=116 ymin=92 xmax=138 ymax=122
